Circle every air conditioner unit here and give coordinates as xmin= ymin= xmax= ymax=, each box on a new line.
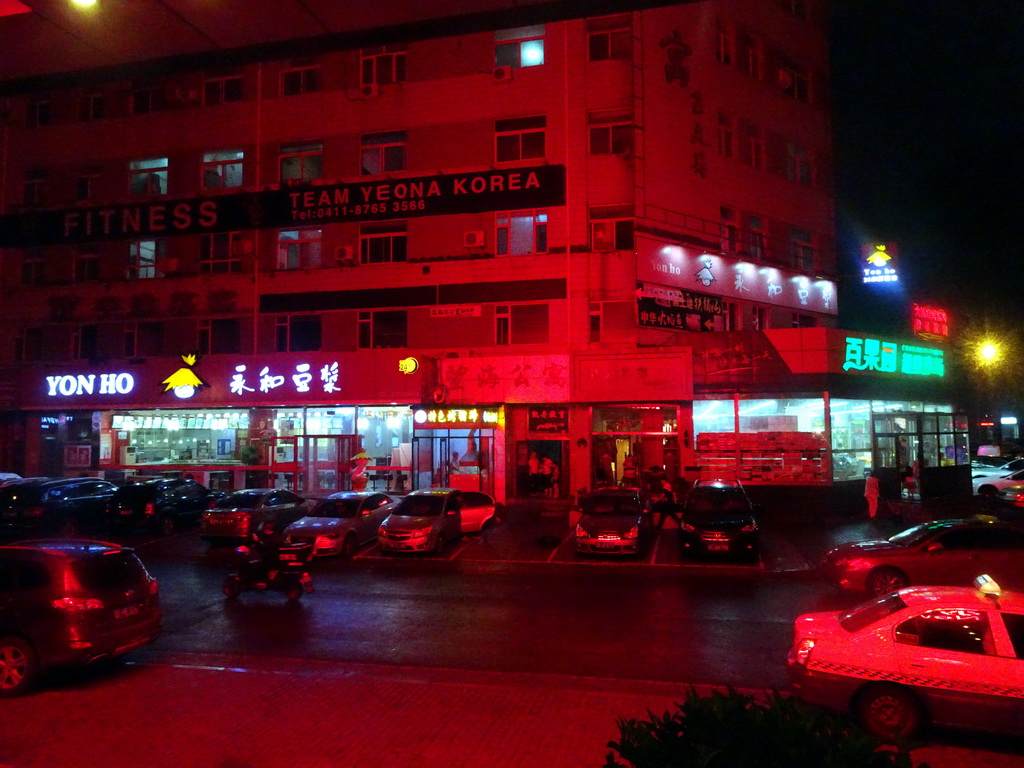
xmin=463 ymin=230 xmax=485 ymax=248
xmin=492 ymin=65 xmax=513 ymax=82
xmin=357 ymin=83 xmax=380 ymax=99
xmin=334 ymin=245 xmax=357 ymax=265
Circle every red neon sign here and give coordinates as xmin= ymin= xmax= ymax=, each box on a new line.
xmin=912 ymin=304 xmax=949 ymax=340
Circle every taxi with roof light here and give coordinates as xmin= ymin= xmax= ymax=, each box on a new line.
xmin=788 ymin=575 xmax=1024 ymax=740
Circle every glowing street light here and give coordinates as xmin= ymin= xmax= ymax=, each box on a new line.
xmin=977 ymin=340 xmax=1003 ymax=367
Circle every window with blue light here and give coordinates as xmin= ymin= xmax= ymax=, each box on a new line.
xmin=495 ymin=26 xmax=545 ymax=68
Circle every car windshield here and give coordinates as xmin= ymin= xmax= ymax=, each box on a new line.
xmin=583 ymin=497 xmax=641 ymax=516
xmin=888 ymin=520 xmax=957 ymax=547
xmin=394 ymin=495 xmax=446 ymax=516
xmin=685 ymin=489 xmax=750 ymax=521
xmin=71 ymin=552 xmax=149 ymax=592
xmin=838 ymin=591 xmax=908 ymax=632
xmin=213 ymin=491 xmax=265 ymax=509
xmin=311 ymin=499 xmax=361 ymax=518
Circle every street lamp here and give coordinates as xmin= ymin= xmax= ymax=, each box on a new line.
xmin=977 ymin=340 xmax=1003 ymax=367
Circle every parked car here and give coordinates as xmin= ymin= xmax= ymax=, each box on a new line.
xmin=573 ymin=488 xmax=653 ymax=557
xmin=110 ymin=476 xmax=221 ymax=535
xmin=0 ymin=473 xmax=21 ymax=487
xmin=973 ymin=468 xmax=1024 ymax=497
xmin=993 ymin=483 xmax=1024 ymax=511
xmin=0 ymin=477 xmax=120 ymax=538
xmin=0 ymin=539 xmax=162 ymax=696
xmin=971 ymin=457 xmax=1024 ymax=478
xmin=286 ymin=491 xmax=396 ymax=557
xmin=199 ymin=488 xmax=307 ymax=544
xmin=678 ymin=479 xmax=760 ymax=561
xmin=820 ymin=516 xmax=1024 ymax=596
xmin=377 ymin=488 xmax=499 ymax=554
xmin=788 ymin=575 xmax=1024 ymax=740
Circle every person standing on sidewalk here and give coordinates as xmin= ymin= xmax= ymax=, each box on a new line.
xmin=864 ymin=470 xmax=881 ymax=519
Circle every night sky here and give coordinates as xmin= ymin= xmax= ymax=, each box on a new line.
xmin=829 ymin=0 xmax=1024 ymax=330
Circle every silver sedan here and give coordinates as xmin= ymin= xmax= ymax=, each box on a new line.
xmin=286 ymin=492 xmax=396 ymax=557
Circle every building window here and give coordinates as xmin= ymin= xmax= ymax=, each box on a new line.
xmin=130 ymin=157 xmax=168 ymax=196
xmin=281 ymin=59 xmax=320 ymax=96
xmin=716 ymin=25 xmax=735 ymax=66
xmin=495 ymin=116 xmax=546 ymax=162
xmin=746 ymin=215 xmax=766 ymax=261
xmin=128 ymin=240 xmax=163 ymax=279
xmin=21 ymin=249 xmax=44 ymax=285
xmin=79 ymin=93 xmax=105 ymax=121
xmin=496 ymin=210 xmax=547 ymax=256
xmin=76 ymin=170 xmax=98 ymax=202
xmin=740 ymin=35 xmax=763 ymax=80
xmin=131 ymin=85 xmax=162 ymax=115
xmin=199 ymin=318 xmax=242 ymax=355
xmin=792 ymin=313 xmax=816 ymax=328
xmin=276 ymin=228 xmax=322 ymax=270
xmin=361 ymin=45 xmax=407 ymax=86
xmin=778 ymin=60 xmax=810 ymax=102
xmin=360 ymin=131 xmax=406 ymax=175
xmin=717 ymin=112 xmax=734 ymax=158
xmin=587 ymin=15 xmax=630 ymax=62
xmin=276 ymin=315 xmax=322 ymax=352
xmin=786 ymin=142 xmax=813 ymax=185
xmin=74 ymin=246 xmax=100 ymax=282
xmin=721 ymin=301 xmax=740 ymax=331
xmin=495 ymin=26 xmax=545 ymax=68
xmin=720 ymin=206 xmax=740 ymax=253
xmin=753 ymin=306 xmax=769 ymax=331
xmin=589 ymin=302 xmax=603 ymax=343
xmin=495 ymin=303 xmax=549 ymax=345
xmin=123 ymin=322 xmax=161 ymax=358
xmin=789 ymin=228 xmax=815 ymax=272
xmin=279 ymin=141 xmax=323 ymax=184
xmin=357 ymin=310 xmax=408 ymax=349
xmin=27 ymin=99 xmax=51 ymax=128
xmin=23 ymin=169 xmax=47 ymax=208
xmin=202 ymin=149 xmax=244 ymax=190
xmin=201 ymin=232 xmax=246 ymax=273
xmin=15 ymin=328 xmax=43 ymax=362
xmin=203 ymin=75 xmax=244 ymax=105
xmin=590 ymin=205 xmax=634 ymax=251
xmin=739 ymin=121 xmax=764 ymax=169
xmin=359 ymin=221 xmax=408 ymax=264
xmin=588 ymin=112 xmax=631 ymax=155
xmin=72 ymin=324 xmax=98 ymax=360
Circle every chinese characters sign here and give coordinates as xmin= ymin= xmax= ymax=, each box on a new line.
xmin=638 ymin=291 xmax=722 ymax=331
xmin=912 ymin=304 xmax=949 ymax=341
xmin=842 ymin=336 xmax=944 ymax=377
xmin=528 ymin=407 xmax=569 ymax=434
xmin=861 ymin=243 xmax=899 ymax=284
xmin=413 ymin=408 xmax=500 ymax=429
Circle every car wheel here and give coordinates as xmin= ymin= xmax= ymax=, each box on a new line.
xmin=856 ymin=684 xmax=924 ymax=741
xmin=432 ymin=535 xmax=445 ymax=555
xmin=157 ymin=510 xmax=177 ymax=536
xmin=0 ymin=636 xmax=39 ymax=698
xmin=340 ymin=533 xmax=358 ymax=558
xmin=285 ymin=583 xmax=304 ymax=601
xmin=222 ymin=574 xmax=242 ymax=599
xmin=978 ymin=485 xmax=998 ymax=498
xmin=866 ymin=566 xmax=909 ymax=596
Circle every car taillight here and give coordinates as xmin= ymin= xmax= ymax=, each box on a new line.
xmin=25 ymin=505 xmax=45 ymax=517
xmin=624 ymin=525 xmax=639 ymax=539
xmin=52 ymin=596 xmax=104 ymax=611
xmin=741 ymin=522 xmax=758 ymax=532
xmin=793 ymin=638 xmax=815 ymax=666
xmin=680 ymin=521 xmax=696 ymax=532
xmin=144 ymin=502 xmax=156 ymax=516
xmin=149 ymin=579 xmax=159 ymax=596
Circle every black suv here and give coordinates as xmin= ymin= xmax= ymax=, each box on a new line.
xmin=0 ymin=539 xmax=162 ymax=696
xmin=111 ymin=477 xmax=220 ymax=535
xmin=0 ymin=478 xmax=120 ymax=539
xmin=678 ymin=479 xmax=760 ymax=561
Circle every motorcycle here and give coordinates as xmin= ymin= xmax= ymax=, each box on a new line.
xmin=222 ymin=537 xmax=314 ymax=601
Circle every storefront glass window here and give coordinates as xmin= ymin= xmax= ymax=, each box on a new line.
xmin=692 ymin=400 xmax=735 ymax=436
xmin=591 ymin=405 xmax=679 ymax=489
xmin=830 ymin=399 xmax=871 ymax=480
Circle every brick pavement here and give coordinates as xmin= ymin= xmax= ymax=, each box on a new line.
xmin=1 ymin=655 xmax=1021 ymax=768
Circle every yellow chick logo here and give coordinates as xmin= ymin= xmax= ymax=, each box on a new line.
xmin=398 ymin=357 xmax=419 ymax=374
xmin=866 ymin=245 xmax=891 ymax=267
xmin=162 ymin=353 xmax=207 ymax=399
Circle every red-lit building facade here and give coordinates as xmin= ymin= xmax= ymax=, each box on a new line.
xmin=0 ymin=0 xmax=969 ymax=503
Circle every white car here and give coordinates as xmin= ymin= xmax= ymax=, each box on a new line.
xmin=788 ymin=576 xmax=1024 ymax=740
xmin=973 ymin=468 xmax=1024 ymax=497
xmin=972 ymin=457 xmax=1024 ymax=479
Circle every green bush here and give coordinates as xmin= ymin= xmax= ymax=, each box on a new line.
xmin=604 ymin=688 xmax=927 ymax=768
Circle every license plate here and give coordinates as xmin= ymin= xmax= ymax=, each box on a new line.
xmin=119 ymin=509 xmax=134 ymax=516
xmin=707 ymin=542 xmax=729 ymax=551
xmin=593 ymin=542 xmax=616 ymax=550
xmin=280 ymin=554 xmax=297 ymax=561
xmin=114 ymin=605 xmax=140 ymax=620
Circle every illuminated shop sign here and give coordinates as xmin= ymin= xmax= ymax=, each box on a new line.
xmin=413 ymin=408 xmax=500 ymax=428
xmin=637 ymin=290 xmax=722 ymax=331
xmin=162 ymin=354 xmax=208 ymax=399
xmin=842 ymin=336 xmax=944 ymax=377
xmin=912 ymin=304 xmax=949 ymax=341
xmin=46 ymin=372 xmax=135 ymax=397
xmin=861 ymin=243 xmax=899 ymax=284
xmin=528 ymin=407 xmax=568 ymax=434
xmin=0 ymin=165 xmax=567 ymax=247
xmin=229 ymin=361 xmax=341 ymax=395
xmin=398 ymin=357 xmax=419 ymax=374
xmin=430 ymin=305 xmax=481 ymax=318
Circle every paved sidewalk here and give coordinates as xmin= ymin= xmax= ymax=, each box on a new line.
xmin=1 ymin=655 xmax=1020 ymax=768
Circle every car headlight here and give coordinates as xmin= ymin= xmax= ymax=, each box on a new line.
xmin=624 ymin=525 xmax=639 ymax=539
xmin=680 ymin=521 xmax=696 ymax=532
xmin=409 ymin=529 xmax=430 ymax=539
xmin=323 ymin=532 xmax=339 ymax=540
xmin=792 ymin=638 xmax=815 ymax=666
xmin=575 ymin=524 xmax=588 ymax=538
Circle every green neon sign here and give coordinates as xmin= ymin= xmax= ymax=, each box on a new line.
xmin=842 ymin=337 xmax=944 ymax=377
